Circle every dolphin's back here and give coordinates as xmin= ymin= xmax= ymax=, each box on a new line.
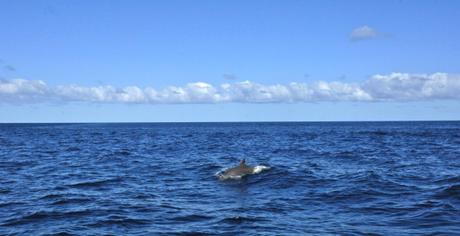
xmin=218 ymin=164 xmax=255 ymax=180
xmin=217 ymin=160 xmax=270 ymax=180
xmin=225 ymin=165 xmax=254 ymax=176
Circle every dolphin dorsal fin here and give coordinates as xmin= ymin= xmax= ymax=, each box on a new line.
xmin=239 ymin=159 xmax=246 ymax=166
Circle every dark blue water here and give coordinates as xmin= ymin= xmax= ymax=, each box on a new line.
xmin=1 ymin=122 xmax=460 ymax=235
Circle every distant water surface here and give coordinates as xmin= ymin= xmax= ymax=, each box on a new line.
xmin=1 ymin=122 xmax=460 ymax=235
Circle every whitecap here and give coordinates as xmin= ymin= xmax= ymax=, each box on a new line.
xmin=252 ymin=165 xmax=270 ymax=174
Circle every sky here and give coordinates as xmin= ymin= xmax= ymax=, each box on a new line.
xmin=0 ymin=0 xmax=459 ymax=122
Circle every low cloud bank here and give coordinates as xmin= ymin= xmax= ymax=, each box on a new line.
xmin=1 ymin=73 xmax=459 ymax=104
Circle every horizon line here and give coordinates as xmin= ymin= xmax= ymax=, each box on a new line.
xmin=1 ymin=119 xmax=459 ymax=124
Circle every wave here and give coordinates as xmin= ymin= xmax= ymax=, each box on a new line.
xmin=160 ymin=231 xmax=213 ymax=236
xmin=43 ymin=232 xmax=75 ymax=236
xmin=433 ymin=175 xmax=460 ymax=184
xmin=51 ymin=198 xmax=93 ymax=206
xmin=434 ymin=184 xmax=460 ymax=200
xmin=66 ymin=178 xmax=122 ymax=188
xmin=253 ymin=165 xmax=270 ymax=174
xmin=65 ymin=147 xmax=81 ymax=152
xmin=218 ymin=215 xmax=266 ymax=224
xmin=0 ymin=201 xmax=26 ymax=208
xmin=39 ymin=193 xmax=65 ymax=199
xmin=87 ymin=217 xmax=150 ymax=227
xmin=1 ymin=210 xmax=93 ymax=227
xmin=170 ymin=214 xmax=214 ymax=223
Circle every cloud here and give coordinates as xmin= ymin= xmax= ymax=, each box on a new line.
xmin=3 ymin=65 xmax=16 ymax=72
xmin=350 ymin=25 xmax=379 ymax=41
xmin=222 ymin=73 xmax=238 ymax=80
xmin=0 ymin=79 xmax=49 ymax=103
xmin=1 ymin=73 xmax=460 ymax=104
xmin=0 ymin=59 xmax=17 ymax=73
xmin=363 ymin=73 xmax=460 ymax=101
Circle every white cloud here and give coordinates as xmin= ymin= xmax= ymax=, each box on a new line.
xmin=363 ymin=73 xmax=460 ymax=101
xmin=1 ymin=73 xmax=460 ymax=104
xmin=350 ymin=25 xmax=378 ymax=41
xmin=0 ymin=79 xmax=49 ymax=103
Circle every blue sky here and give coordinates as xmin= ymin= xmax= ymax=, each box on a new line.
xmin=1 ymin=0 xmax=459 ymax=122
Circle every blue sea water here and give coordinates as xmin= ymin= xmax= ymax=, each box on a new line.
xmin=1 ymin=121 xmax=460 ymax=235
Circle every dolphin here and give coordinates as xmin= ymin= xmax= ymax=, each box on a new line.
xmin=217 ymin=159 xmax=270 ymax=180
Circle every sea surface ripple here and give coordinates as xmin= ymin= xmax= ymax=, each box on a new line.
xmin=1 ymin=122 xmax=460 ymax=235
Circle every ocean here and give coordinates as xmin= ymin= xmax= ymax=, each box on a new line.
xmin=1 ymin=122 xmax=459 ymax=235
